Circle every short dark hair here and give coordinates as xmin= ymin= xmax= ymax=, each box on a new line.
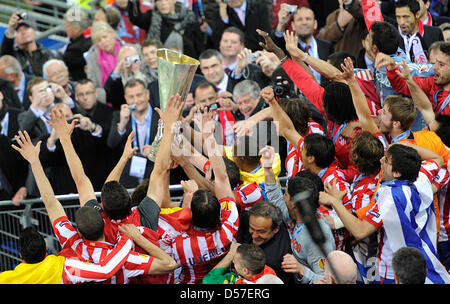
xmin=288 ymin=176 xmax=320 ymax=212
xmin=101 ymin=181 xmax=132 ymax=220
xmin=248 ymin=201 xmax=283 ymax=230
xmin=303 ymin=133 xmax=335 ymax=169
xmin=295 ymin=170 xmax=324 ymax=192
xmin=130 ymin=178 xmax=149 ymax=208
xmin=141 ymin=37 xmax=163 ymax=50
xmin=75 ymin=206 xmax=105 ymax=241
xmin=351 ymin=131 xmax=384 ymax=175
xmin=26 ymin=77 xmax=46 ymax=97
xmin=190 ymin=189 xmax=221 ymax=229
xmin=199 ymin=49 xmax=222 ymax=62
xmin=236 ymin=243 xmax=266 ymax=275
xmin=395 ymin=0 xmax=420 ymax=15
xmin=387 ymin=144 xmax=421 ymax=182
xmin=124 ymin=78 xmax=147 ymax=91
xmin=192 ymin=81 xmax=218 ymax=100
xmin=222 ymin=26 xmax=245 ymax=43
xmin=327 ymin=51 xmax=356 ymax=72
xmin=371 ymin=21 xmax=402 ymax=55
xmin=322 ymin=82 xmax=358 ymax=125
xmin=392 ymin=247 xmax=427 ymax=284
xmin=435 ymin=114 xmax=450 ymax=147
xmin=223 ymin=157 xmax=240 ymax=189
xmin=19 ymin=227 xmax=47 ymax=264
xmin=438 ymin=42 xmax=450 ymax=57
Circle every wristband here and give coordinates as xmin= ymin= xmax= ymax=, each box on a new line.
xmin=203 ymin=160 xmax=211 ymax=173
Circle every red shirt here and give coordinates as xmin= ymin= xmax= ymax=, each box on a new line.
xmin=386 ymin=67 xmax=450 ymax=116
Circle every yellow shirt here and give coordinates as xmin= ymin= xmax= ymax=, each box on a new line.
xmin=0 ymin=255 xmax=65 ymax=284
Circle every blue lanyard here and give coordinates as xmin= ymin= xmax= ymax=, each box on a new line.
xmin=317 ymin=167 xmax=328 ymax=179
xmin=351 ymin=173 xmax=366 ymax=193
xmin=391 ymin=129 xmax=411 ymax=143
xmin=331 ymin=122 xmax=348 ymax=145
xmin=130 ymin=109 xmax=152 ymax=149
xmin=432 ymin=89 xmax=450 ymax=114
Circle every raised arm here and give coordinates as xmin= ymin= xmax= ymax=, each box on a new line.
xmin=260 ymin=86 xmax=302 ymax=150
xmin=335 ymin=57 xmax=379 ymax=134
xmin=284 ymin=30 xmax=342 ymax=83
xmin=195 ymin=108 xmax=234 ymax=200
xmin=48 ymin=108 xmax=96 ymax=206
xmin=147 ymin=94 xmax=184 ymax=207
xmin=396 ymin=60 xmax=437 ymax=127
xmin=105 ymin=130 xmax=139 ymax=183
xmin=11 ymin=131 xmax=66 ymax=224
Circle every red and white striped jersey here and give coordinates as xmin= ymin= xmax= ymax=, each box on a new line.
xmin=317 ymin=163 xmax=352 ymax=251
xmin=233 ymin=182 xmax=264 ymax=211
xmin=433 ymin=168 xmax=450 ymax=242
xmin=53 ymin=216 xmax=153 ymax=284
xmin=350 ymin=172 xmax=381 ymax=212
xmin=285 ymin=121 xmax=324 ymax=177
xmin=169 ymin=197 xmax=239 ymax=284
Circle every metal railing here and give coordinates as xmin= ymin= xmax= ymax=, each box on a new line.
xmin=0 ymin=184 xmax=184 ymax=272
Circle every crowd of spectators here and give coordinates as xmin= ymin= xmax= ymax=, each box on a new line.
xmin=1 ymin=0 xmax=450 ymax=285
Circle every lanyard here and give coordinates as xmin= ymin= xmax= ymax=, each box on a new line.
xmin=331 ymin=122 xmax=348 ymax=145
xmin=351 ymin=173 xmax=366 ymax=193
xmin=317 ymin=167 xmax=328 ymax=179
xmin=130 ymin=108 xmax=152 ymax=149
xmin=391 ymin=129 xmax=411 ymax=143
xmin=432 ymin=89 xmax=450 ymax=114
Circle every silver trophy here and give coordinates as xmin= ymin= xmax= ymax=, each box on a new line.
xmin=147 ymin=48 xmax=199 ymax=162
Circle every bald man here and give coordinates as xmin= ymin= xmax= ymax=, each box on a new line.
xmin=315 ymin=250 xmax=357 ymax=284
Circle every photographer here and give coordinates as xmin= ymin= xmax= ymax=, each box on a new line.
xmin=0 ymin=11 xmax=61 ymax=77
xmin=104 ymin=44 xmax=147 ymax=110
xmin=233 ymin=48 xmax=279 ymax=89
xmin=183 ymin=81 xmax=238 ymax=146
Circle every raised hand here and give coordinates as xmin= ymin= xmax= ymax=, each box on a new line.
xmin=122 ymin=130 xmax=139 ymax=160
xmin=256 ymin=28 xmax=286 ymax=60
xmin=260 ymin=86 xmax=276 ymax=103
xmin=334 ymin=57 xmax=355 ymax=81
xmin=374 ymin=52 xmax=396 ymax=71
xmin=259 ymin=145 xmax=275 ymax=168
xmin=48 ymin=108 xmax=76 ymax=140
xmin=154 ymin=94 xmax=183 ymax=126
xmin=11 ymin=130 xmax=41 ymax=165
xmin=395 ymin=59 xmax=412 ymax=81
xmin=283 ymin=30 xmax=305 ymax=60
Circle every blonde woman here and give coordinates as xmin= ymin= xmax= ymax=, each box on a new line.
xmin=86 ymin=21 xmax=124 ymax=103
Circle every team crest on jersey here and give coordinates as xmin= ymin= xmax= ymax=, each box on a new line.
xmin=318 ymin=258 xmax=326 ymax=270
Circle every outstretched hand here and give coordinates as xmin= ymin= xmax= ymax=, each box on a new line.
xmin=154 ymin=94 xmax=184 ymax=126
xmin=11 ymin=130 xmax=41 ymax=165
xmin=121 ymin=130 xmax=139 ymax=160
xmin=259 ymin=145 xmax=275 ymax=168
xmin=334 ymin=57 xmax=355 ymax=81
xmin=395 ymin=59 xmax=412 ymax=81
xmin=283 ymin=30 xmax=305 ymax=60
xmin=48 ymin=108 xmax=76 ymax=140
xmin=256 ymin=29 xmax=285 ymax=60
